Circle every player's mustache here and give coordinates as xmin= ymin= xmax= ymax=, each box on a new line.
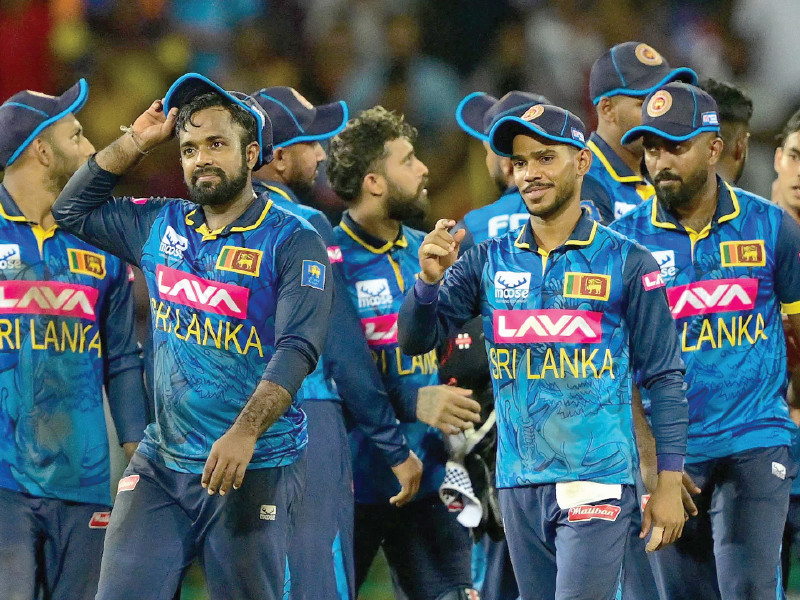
xmin=521 ymin=182 xmax=554 ymax=193
xmin=655 ymin=172 xmax=682 ymax=183
xmin=191 ymin=167 xmax=227 ymax=184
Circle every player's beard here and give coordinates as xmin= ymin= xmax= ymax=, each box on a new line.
xmin=386 ymin=178 xmax=428 ymax=221
xmin=48 ymin=145 xmax=83 ymax=194
xmin=524 ymin=177 xmax=576 ymax=219
xmin=654 ymin=165 xmax=708 ymax=212
xmin=188 ymin=160 xmax=249 ymax=207
xmin=285 ymin=168 xmax=317 ymax=200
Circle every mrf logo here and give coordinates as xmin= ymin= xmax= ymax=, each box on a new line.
xmin=216 ymin=246 xmax=262 ymax=277
xmin=0 ymin=281 xmax=99 ymax=320
xmin=159 ymin=226 xmax=189 ymax=259
xmin=720 ymin=240 xmax=766 ymax=267
xmin=564 ymin=272 xmax=610 ymax=301
xmin=68 ymin=249 xmax=106 ymax=279
xmin=356 ymin=278 xmax=393 ymax=308
xmin=493 ymin=309 xmax=603 ymax=344
xmin=667 ymin=278 xmax=758 ymax=319
xmin=156 ymin=265 xmax=249 ymax=319
xmin=89 ymin=512 xmax=111 ymax=529
xmin=361 ymin=314 xmax=398 ymax=347
xmin=494 ymin=271 xmax=530 ymax=300
xmin=568 ymin=504 xmax=621 ymax=522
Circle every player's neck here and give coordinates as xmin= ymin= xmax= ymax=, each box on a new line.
xmin=254 ymin=164 xmax=284 ymax=188
xmin=595 ymin=128 xmax=643 ymax=176
xmin=349 ymin=201 xmax=401 ymax=244
xmin=2 ymin=169 xmax=58 ymax=228
xmin=773 ymin=187 xmax=800 ymax=225
xmin=672 ymin=174 xmax=719 ymax=233
xmin=529 ymin=197 xmax=583 ymax=253
xmin=201 ymin=181 xmax=257 ymax=232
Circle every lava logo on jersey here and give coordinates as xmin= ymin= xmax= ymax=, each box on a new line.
xmin=647 ymin=90 xmax=672 ymax=118
xmin=493 ymin=309 xmax=603 ymax=344
xmin=216 ymin=246 xmax=262 ymax=277
xmin=326 ymin=246 xmax=343 ymax=264
xmin=0 ymin=281 xmax=99 ymax=320
xmin=156 ymin=265 xmax=249 ymax=319
xmin=494 ymin=271 xmax=530 ymax=300
xmin=635 ymin=43 xmax=663 ymax=66
xmin=0 ymin=244 xmax=21 ymax=270
xmin=159 ymin=226 xmax=189 ymax=259
xmin=568 ymin=504 xmax=621 ymax=522
xmin=361 ymin=313 xmax=398 ymax=346
xmin=667 ymin=278 xmax=758 ymax=319
xmin=720 ymin=240 xmax=766 ymax=267
xmin=68 ymin=249 xmax=106 ymax=279
xmin=563 ymin=272 xmax=610 ymax=301
xmin=642 ymin=271 xmax=665 ymax=291
xmin=356 ymin=278 xmax=393 ymax=308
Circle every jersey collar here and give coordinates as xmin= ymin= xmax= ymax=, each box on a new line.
xmin=184 ymin=192 xmax=273 ymax=240
xmin=514 ymin=208 xmax=598 ymax=251
xmin=253 ymin=179 xmax=299 ymax=205
xmin=0 ymin=185 xmax=30 ymax=223
xmin=588 ymin=132 xmax=644 ymax=184
xmin=650 ymin=176 xmax=740 ymax=232
xmin=339 ymin=211 xmax=408 ymax=254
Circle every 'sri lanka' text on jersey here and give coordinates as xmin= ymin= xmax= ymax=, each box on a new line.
xmin=52 ymin=158 xmax=333 ymax=475
xmin=611 ymin=180 xmax=800 ymax=462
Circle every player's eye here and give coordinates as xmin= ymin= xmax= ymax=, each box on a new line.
xmin=182 ymin=147 xmax=195 ymax=157
xmin=540 ymin=155 xmax=554 ymax=164
xmin=513 ymin=160 xmax=526 ymax=169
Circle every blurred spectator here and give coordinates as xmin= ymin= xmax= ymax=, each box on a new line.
xmin=0 ymin=0 xmax=54 ymax=101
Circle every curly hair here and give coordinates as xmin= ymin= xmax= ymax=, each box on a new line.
xmin=326 ymin=106 xmax=418 ymax=202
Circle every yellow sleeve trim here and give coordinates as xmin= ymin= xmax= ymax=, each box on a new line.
xmin=781 ymin=300 xmax=800 ymax=315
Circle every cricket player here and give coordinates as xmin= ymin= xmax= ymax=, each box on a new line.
xmin=397 ymin=102 xmax=689 ymax=600
xmin=611 ymin=82 xmax=800 ymax=600
xmin=52 ymin=73 xmax=333 ymax=600
xmin=698 ymin=78 xmax=753 ymax=184
xmin=0 ymin=80 xmax=147 ymax=599
xmin=250 ymin=85 xmax=422 ymax=600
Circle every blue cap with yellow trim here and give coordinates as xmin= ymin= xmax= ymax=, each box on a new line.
xmin=0 ymin=79 xmax=89 ymax=168
xmin=251 ymin=86 xmax=348 ymax=148
xmin=456 ymin=90 xmax=551 ymax=142
xmin=488 ymin=104 xmax=587 ymax=156
xmin=589 ymin=41 xmax=697 ymax=105
xmin=164 ymin=73 xmax=274 ymax=168
xmin=621 ymin=82 xmax=720 ymax=145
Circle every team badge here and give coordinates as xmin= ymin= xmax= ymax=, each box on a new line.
xmin=521 ymin=105 xmax=544 ymax=121
xmin=720 ymin=240 xmax=766 ymax=267
xmin=456 ymin=333 xmax=473 ymax=350
xmin=634 ymin=43 xmax=663 ymax=66
xmin=301 ymin=260 xmax=326 ymax=290
xmin=647 ymin=91 xmax=672 ymax=118
xmin=68 ymin=249 xmax=106 ymax=279
xmin=217 ymin=246 xmax=262 ymax=276
xmin=564 ymin=272 xmax=611 ymax=301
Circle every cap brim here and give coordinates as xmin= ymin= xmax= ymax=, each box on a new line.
xmin=164 ymin=73 xmax=268 ymax=167
xmin=455 ymin=92 xmax=497 ymax=141
xmin=592 ymin=67 xmax=699 ymax=104
xmin=621 ymin=124 xmax=720 ymax=145
xmin=488 ymin=117 xmax=585 ymax=157
xmin=5 ymin=79 xmax=89 ymax=168
xmin=274 ymin=100 xmax=348 ymax=148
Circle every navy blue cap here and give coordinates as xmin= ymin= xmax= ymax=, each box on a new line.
xmin=164 ymin=73 xmax=274 ymax=168
xmin=621 ymin=82 xmax=720 ymax=145
xmin=455 ymin=90 xmax=551 ymax=142
xmin=488 ymin=104 xmax=588 ymax=157
xmin=251 ymin=87 xmax=348 ymax=148
xmin=590 ymin=42 xmax=697 ymax=105
xmin=0 ymin=79 xmax=89 ymax=168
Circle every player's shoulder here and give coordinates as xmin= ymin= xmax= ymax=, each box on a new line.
xmin=728 ymin=184 xmax=779 ymax=216
xmin=608 ymin=197 xmax=655 ymax=233
xmin=401 ymin=225 xmax=428 ymax=248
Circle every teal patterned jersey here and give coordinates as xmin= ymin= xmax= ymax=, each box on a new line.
xmin=611 ymin=180 xmax=800 ymax=462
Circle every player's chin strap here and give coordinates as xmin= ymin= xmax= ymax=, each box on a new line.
xmin=435 ymin=587 xmax=481 ymax=600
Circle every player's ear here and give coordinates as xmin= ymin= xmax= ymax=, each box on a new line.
xmin=575 ymin=147 xmax=592 ymax=176
xmin=363 ymin=172 xmax=385 ymax=198
xmin=596 ymin=97 xmax=614 ymax=125
xmin=708 ymin=135 xmax=724 ymax=166
xmin=245 ymin=141 xmax=260 ymax=169
xmin=775 ymin=146 xmax=784 ymax=174
xmin=29 ymin=137 xmax=52 ymax=167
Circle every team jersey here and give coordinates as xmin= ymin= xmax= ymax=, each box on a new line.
xmin=398 ymin=209 xmax=688 ymax=488
xmin=611 ymin=180 xmax=800 ymax=462
xmin=254 ymin=180 xmax=409 ymax=468
xmin=53 ymin=158 xmax=333 ymax=474
xmin=583 ymin=133 xmax=655 ymax=224
xmin=333 ymin=213 xmax=445 ymax=503
xmin=0 ymin=185 xmax=143 ymax=506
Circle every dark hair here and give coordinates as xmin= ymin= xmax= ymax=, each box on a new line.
xmin=778 ymin=108 xmax=800 ymax=147
xmin=327 ymin=106 xmax=417 ymax=202
xmin=698 ymin=78 xmax=753 ymax=125
xmin=175 ymin=92 xmax=258 ymax=150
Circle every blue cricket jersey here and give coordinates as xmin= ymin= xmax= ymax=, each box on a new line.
xmin=334 ymin=212 xmax=445 ymax=503
xmin=399 ymin=209 xmax=688 ymax=488
xmin=0 ymin=185 xmax=145 ymax=506
xmin=611 ymin=180 xmax=800 ymax=463
xmin=583 ymin=133 xmax=655 ymax=224
xmin=53 ymin=157 xmax=333 ymax=474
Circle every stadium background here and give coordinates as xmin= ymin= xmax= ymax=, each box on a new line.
xmin=3 ymin=0 xmax=799 ymax=597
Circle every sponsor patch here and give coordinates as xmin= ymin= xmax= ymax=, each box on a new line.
xmin=0 ymin=281 xmax=99 ymax=320
xmin=667 ymin=278 xmax=758 ymax=319
xmin=647 ymin=90 xmax=672 ymax=118
xmin=564 ymin=272 xmax=610 ymax=301
xmin=701 ymin=111 xmax=719 ymax=126
xmin=614 ymin=201 xmax=638 ymax=219
xmin=567 ymin=504 xmax=621 ymax=522
xmin=356 ymin=278 xmax=393 ymax=308
xmin=521 ymin=105 xmax=544 ymax=121
xmin=260 ymin=504 xmax=277 ymax=521
xmin=493 ymin=309 xmax=603 ymax=344
xmin=117 ymin=474 xmax=140 ymax=492
xmin=156 ymin=265 xmax=249 ymax=319
xmin=456 ymin=333 xmax=472 ymax=349
xmin=361 ymin=314 xmax=398 ymax=347
xmin=159 ymin=226 xmax=189 ymax=259
xmin=642 ymin=271 xmax=665 ymax=291
xmin=773 ymin=462 xmax=787 ymax=480
xmin=301 ymin=260 xmax=326 ymax=290
xmin=89 ymin=511 xmax=111 ymax=529
xmin=131 ymin=197 xmax=149 ymax=205
xmin=488 ymin=213 xmax=529 ymax=238
xmin=635 ymin=43 xmax=663 ymax=66
xmin=0 ymin=244 xmax=21 ymax=270
xmin=651 ymin=250 xmax=676 ymax=278
xmin=494 ymin=271 xmax=531 ymax=300
xmin=68 ymin=248 xmax=106 ymax=279
xmin=216 ymin=246 xmax=262 ymax=276
xmin=640 ymin=494 xmax=651 ymax=512
xmin=720 ymin=240 xmax=766 ymax=267
xmin=571 ymin=127 xmax=585 ymax=143
xmin=326 ymin=245 xmax=343 ymax=264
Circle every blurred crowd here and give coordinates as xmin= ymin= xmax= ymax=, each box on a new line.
xmin=2 ymin=0 xmax=799 ymax=223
